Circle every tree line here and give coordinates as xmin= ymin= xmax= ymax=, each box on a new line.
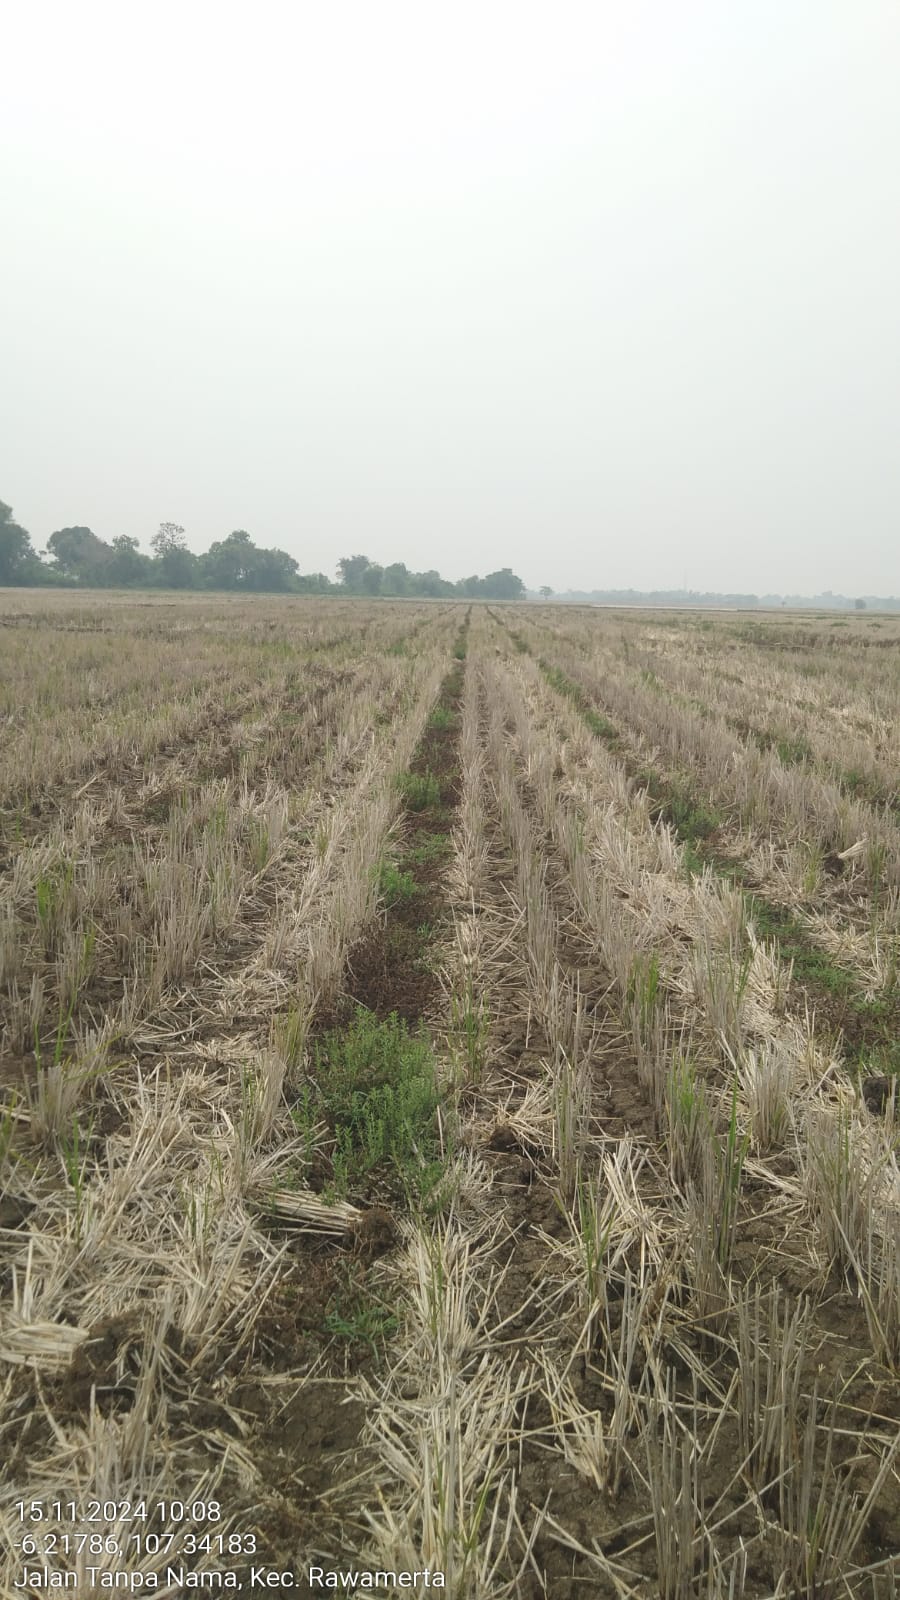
xmin=0 ymin=503 xmax=524 ymax=599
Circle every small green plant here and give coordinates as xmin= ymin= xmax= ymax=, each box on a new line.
xmin=325 ymin=1300 xmax=399 ymax=1355
xmin=396 ymin=770 xmax=441 ymax=811
xmin=247 ymin=818 xmax=272 ymax=872
xmin=627 ymin=952 xmax=660 ymax=1032
xmin=451 ymin=975 xmax=489 ymax=1083
xmin=692 ymin=937 xmax=753 ymax=1055
xmin=713 ymin=1078 xmax=749 ymax=1270
xmin=207 ymin=798 xmax=229 ymax=839
xmin=288 ymin=1083 xmax=322 ymax=1168
xmin=746 ymin=895 xmax=858 ymax=1005
xmin=666 ymin=1054 xmax=711 ymax=1189
xmin=34 ymin=997 xmax=75 ymax=1072
xmin=58 ymin=929 xmax=95 ymax=1012
xmin=539 ymin=661 xmax=619 ymax=743
xmin=428 ymin=705 xmax=455 ymax=730
xmin=181 ymin=1173 xmax=217 ymax=1256
xmin=273 ymin=1005 xmax=310 ymax=1068
xmin=775 ymin=734 xmax=812 ymax=766
xmin=802 ymin=842 xmax=824 ymax=895
xmin=680 ymin=841 xmax=705 ymax=880
xmin=61 ymin=1113 xmax=92 ymax=1246
xmin=325 ymin=1265 xmax=399 ymax=1357
xmin=452 ymin=640 xmax=467 ymax=660
xmin=407 ymin=832 xmax=451 ymax=866
xmin=34 ymin=863 xmax=75 ymax=949
xmin=569 ymin=1172 xmax=617 ymax=1344
xmin=733 ymin=1040 xmax=791 ymax=1151
xmin=664 ymin=783 xmax=721 ymax=844
xmin=0 ymin=1095 xmax=19 ymax=1184
xmin=35 ymin=874 xmax=54 ymax=935
xmin=867 ymin=840 xmax=887 ymax=919
xmin=375 ymin=861 xmax=418 ymax=907
xmin=311 ymin=1010 xmax=446 ymax=1203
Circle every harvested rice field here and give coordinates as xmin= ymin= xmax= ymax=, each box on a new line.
xmin=1 ymin=591 xmax=899 ymax=1598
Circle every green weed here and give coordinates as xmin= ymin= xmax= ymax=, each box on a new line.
xmin=288 ymin=1083 xmax=322 ymax=1166
xmin=428 ymin=705 xmax=456 ymax=731
xmin=627 ymin=952 xmax=661 ymax=1030
xmin=666 ymin=1054 xmax=711 ymax=1189
xmin=0 ymin=1096 xmax=19 ymax=1183
xmin=802 ymin=843 xmax=824 ymax=895
xmin=406 ymin=832 xmax=451 ymax=866
xmin=451 ymin=975 xmax=489 ymax=1083
xmin=657 ymin=780 xmax=721 ymax=844
xmin=375 ymin=861 xmax=418 ymax=907
xmin=61 ymin=1113 xmax=92 ymax=1246
xmin=774 ymin=734 xmax=812 ymax=766
xmin=248 ymin=818 xmax=272 ymax=872
xmin=841 ymin=768 xmax=869 ymax=797
xmin=35 ymin=863 xmax=76 ymax=948
xmin=311 ymin=1010 xmax=446 ymax=1204
xmin=34 ymin=998 xmax=75 ymax=1071
xmin=396 ymin=770 xmax=441 ymax=811
xmin=273 ymin=1006 xmax=310 ymax=1068
xmin=325 ymin=1264 xmax=399 ymax=1357
xmin=680 ymin=841 xmax=706 ymax=880
xmin=539 ymin=661 xmax=619 ymax=743
xmin=746 ymin=897 xmax=855 ymax=1001
xmin=714 ymin=1079 xmax=749 ymax=1270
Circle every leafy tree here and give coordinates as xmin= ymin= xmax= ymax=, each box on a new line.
xmin=454 ymin=575 xmax=483 ymax=598
xmin=338 ymin=553 xmax=523 ymax=600
xmin=409 ymin=569 xmax=453 ymax=597
xmin=109 ymin=535 xmax=151 ymax=586
xmin=0 ymin=501 xmax=40 ymax=585
xmin=360 ymin=562 xmax=385 ymax=595
xmin=855 ymin=598 xmax=867 ymax=611
xmin=296 ymin=571 xmax=335 ymax=594
xmin=481 ymin=567 xmax=525 ymax=600
xmin=382 ymin=562 xmax=411 ymax=596
xmin=46 ymin=526 xmax=114 ymax=583
xmin=243 ymin=545 xmax=298 ymax=592
xmin=201 ymin=530 xmax=299 ymax=592
xmin=151 ymin=521 xmax=187 ymax=555
xmin=151 ymin=523 xmax=196 ymax=588
xmin=539 ymin=585 xmax=553 ymax=598
xmin=202 ymin=529 xmax=254 ymax=589
xmin=337 ymin=554 xmax=370 ymax=591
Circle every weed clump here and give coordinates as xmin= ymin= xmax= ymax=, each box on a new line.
xmin=539 ymin=659 xmax=620 ymax=743
xmin=375 ymin=861 xmax=417 ymax=907
xmin=396 ymin=770 xmax=441 ymax=810
xmin=639 ymin=768 xmax=721 ymax=845
xmin=310 ymin=1010 xmax=446 ymax=1206
xmin=428 ymin=705 xmax=456 ymax=731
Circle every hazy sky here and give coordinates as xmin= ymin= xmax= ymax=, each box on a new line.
xmin=3 ymin=2 xmax=899 ymax=593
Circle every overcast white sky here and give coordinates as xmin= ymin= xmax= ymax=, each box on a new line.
xmin=3 ymin=1 xmax=899 ymax=593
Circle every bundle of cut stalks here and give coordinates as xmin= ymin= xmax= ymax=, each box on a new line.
xmin=249 ymin=1186 xmax=364 ymax=1238
xmin=0 ymin=1315 xmax=89 ymax=1368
